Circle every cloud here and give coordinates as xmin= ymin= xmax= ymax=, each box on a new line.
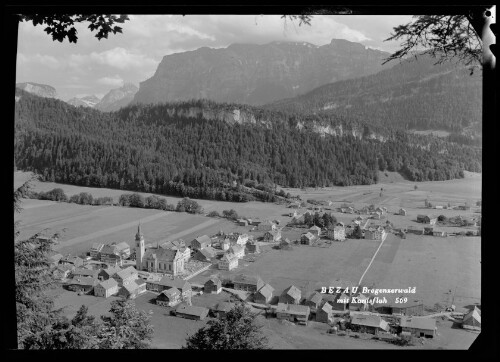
xmin=97 ymin=75 xmax=124 ymax=87
xmin=89 ymin=47 xmax=158 ymax=70
xmin=16 ymin=52 xmax=60 ymax=69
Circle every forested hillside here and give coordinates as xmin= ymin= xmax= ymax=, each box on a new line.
xmin=265 ymin=56 xmax=482 ymax=137
xmin=14 ymin=89 xmax=481 ymax=202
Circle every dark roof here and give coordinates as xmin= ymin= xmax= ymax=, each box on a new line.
xmin=159 ymin=288 xmax=181 ymax=299
xmin=115 ymin=266 xmax=138 ymax=280
xmin=158 ymin=276 xmax=191 ymax=290
xmin=205 ymin=276 xmax=222 ymax=286
xmin=68 ymin=276 xmax=97 ymax=286
xmin=193 ymin=235 xmax=212 ymax=245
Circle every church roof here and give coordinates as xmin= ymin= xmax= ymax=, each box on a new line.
xmin=144 ymin=247 xmax=181 ymax=262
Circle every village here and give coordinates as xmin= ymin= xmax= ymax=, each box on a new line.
xmin=44 ymin=196 xmax=481 ymax=348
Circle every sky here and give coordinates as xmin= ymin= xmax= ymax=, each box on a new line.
xmin=16 ymin=15 xmax=413 ymax=101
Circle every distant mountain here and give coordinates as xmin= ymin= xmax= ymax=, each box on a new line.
xmin=67 ymin=95 xmax=101 ymax=108
xmin=264 ymin=56 xmax=482 ymax=135
xmin=16 ymin=82 xmax=58 ymax=99
xmin=95 ymin=83 xmax=138 ymax=112
xmin=132 ymin=39 xmax=391 ymax=106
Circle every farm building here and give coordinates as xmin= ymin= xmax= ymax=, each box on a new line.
xmin=349 ymin=293 xmax=370 ymax=311
xmin=258 ymin=220 xmax=277 ymax=232
xmin=98 ymin=266 xmax=122 ymax=281
xmin=191 ymin=235 xmax=212 ymax=250
xmin=301 ymin=232 xmax=317 ymax=245
xmin=308 ymin=225 xmax=322 ymax=236
xmin=279 ymin=238 xmax=292 ymax=249
xmin=406 ymin=226 xmax=424 ymax=235
xmin=232 ymin=274 xmax=264 ymax=293
xmin=193 ymin=246 xmax=217 ymax=262
xmin=94 ymin=278 xmax=119 ymax=298
xmin=175 ymin=305 xmax=209 ymax=320
xmin=279 ymin=285 xmax=302 ymax=304
xmin=316 ymin=301 xmax=334 ymax=323
xmin=399 ymin=208 xmax=407 ymax=216
xmin=364 ymin=226 xmax=386 ymax=240
xmin=417 ymin=215 xmax=437 ymax=225
xmin=305 ymin=291 xmax=324 ymax=310
xmin=212 ymin=302 xmax=235 ymax=319
xmin=263 ymin=229 xmax=282 ymax=242
xmin=228 ymin=244 xmax=245 ymax=259
xmin=350 ymin=314 xmax=390 ymax=335
xmin=204 ymin=276 xmax=222 ymax=294
xmin=253 ymin=283 xmax=275 ymax=304
xmin=327 ymin=225 xmax=346 ymax=241
xmin=246 ymin=241 xmax=260 ymax=254
xmin=462 ymin=306 xmax=481 ymax=331
xmin=67 ymin=276 xmax=98 ymax=294
xmin=148 ymin=276 xmax=192 ymax=299
xmin=331 ymin=292 xmax=350 ymax=311
xmin=71 ymin=268 xmax=99 ymax=280
xmin=161 ymin=242 xmax=191 ymax=263
xmin=113 ymin=266 xmax=139 ymax=287
xmin=118 ymin=280 xmax=146 ymax=299
xmin=345 ymin=225 xmax=355 ymax=237
xmin=156 ymin=288 xmax=182 ymax=307
xmin=423 ymin=226 xmax=435 ymax=235
xmin=218 ymin=253 xmax=238 ymax=271
xmin=48 ymin=252 xmax=64 ymax=267
xmin=432 ymin=229 xmax=447 ymax=237
xmin=237 ymin=219 xmax=248 ymax=226
xmin=53 ymin=264 xmax=74 ymax=280
xmin=276 ymin=303 xmax=310 ymax=325
xmin=60 ymin=255 xmax=84 ymax=268
xmin=90 ymin=243 xmax=104 ymax=259
xmin=400 ymin=316 xmax=437 ymax=338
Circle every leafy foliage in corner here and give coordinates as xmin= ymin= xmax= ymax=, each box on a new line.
xmin=18 ymin=14 xmax=129 ymax=43
xmin=183 ymin=303 xmax=268 ymax=349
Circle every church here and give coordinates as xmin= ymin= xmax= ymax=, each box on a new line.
xmin=135 ymin=224 xmax=187 ymax=276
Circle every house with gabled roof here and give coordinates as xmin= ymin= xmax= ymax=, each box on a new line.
xmin=258 ymin=220 xmax=277 ymax=232
xmin=191 ymin=235 xmax=212 ymax=250
xmin=275 ymin=303 xmax=310 ymax=325
xmin=118 ymin=279 xmax=146 ymax=300
xmin=156 ymin=288 xmax=181 ymax=307
xmin=300 ymin=232 xmax=316 ymax=245
xmin=263 ymin=229 xmax=281 ymax=242
xmin=316 ymin=301 xmax=334 ymax=323
xmin=399 ymin=208 xmax=407 ymax=216
xmin=94 ymin=278 xmax=119 ymax=298
xmin=305 ymin=291 xmax=323 ymax=310
xmin=462 ymin=306 xmax=481 ymax=331
xmin=400 ymin=316 xmax=437 ymax=338
xmin=279 ymin=285 xmax=302 ymax=304
xmin=175 ymin=305 xmax=209 ymax=320
xmin=53 ymin=264 xmax=74 ymax=280
xmin=113 ymin=266 xmax=139 ymax=286
xmin=309 ymin=225 xmax=321 ymax=236
xmin=218 ymin=253 xmax=238 ymax=271
xmin=194 ymin=246 xmax=217 ymax=262
xmin=246 ymin=240 xmax=260 ymax=254
xmin=98 ymin=266 xmax=122 ymax=281
xmin=204 ymin=276 xmax=222 ymax=294
xmin=67 ymin=276 xmax=98 ymax=294
xmin=350 ymin=314 xmax=390 ymax=335
xmin=71 ymin=268 xmax=99 ymax=280
xmin=417 ymin=214 xmax=437 ymax=225
xmin=90 ymin=243 xmax=104 ymax=259
xmin=232 ymin=274 xmax=264 ymax=292
xmin=253 ymin=283 xmax=274 ymax=304
xmin=99 ymin=242 xmax=130 ymax=267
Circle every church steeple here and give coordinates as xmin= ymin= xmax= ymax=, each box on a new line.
xmin=135 ymin=222 xmax=143 ymax=241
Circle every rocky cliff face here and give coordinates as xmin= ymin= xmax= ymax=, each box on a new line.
xmin=95 ymin=83 xmax=138 ymax=112
xmin=16 ymin=82 xmax=58 ymax=99
xmin=132 ymin=39 xmax=390 ymax=106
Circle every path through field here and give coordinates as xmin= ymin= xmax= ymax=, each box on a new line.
xmin=357 ymin=234 xmax=389 ymax=286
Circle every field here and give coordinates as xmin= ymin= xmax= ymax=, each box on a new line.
xmin=14 ymin=170 xmax=481 ymax=349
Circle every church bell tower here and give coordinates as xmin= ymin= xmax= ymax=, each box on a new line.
xmin=135 ymin=223 xmax=145 ymax=270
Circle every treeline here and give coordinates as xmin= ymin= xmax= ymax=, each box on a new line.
xmin=28 ymin=187 xmax=203 ymax=214
xmin=14 ymin=90 xmax=481 ymax=202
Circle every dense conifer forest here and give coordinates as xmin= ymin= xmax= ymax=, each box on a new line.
xmin=14 ymin=89 xmax=481 ymax=202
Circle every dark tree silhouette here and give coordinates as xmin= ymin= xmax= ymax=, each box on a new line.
xmin=18 ymin=14 xmax=129 ymax=43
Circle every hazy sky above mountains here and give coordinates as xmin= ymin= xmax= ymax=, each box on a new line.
xmin=16 ymin=14 xmax=412 ymax=100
